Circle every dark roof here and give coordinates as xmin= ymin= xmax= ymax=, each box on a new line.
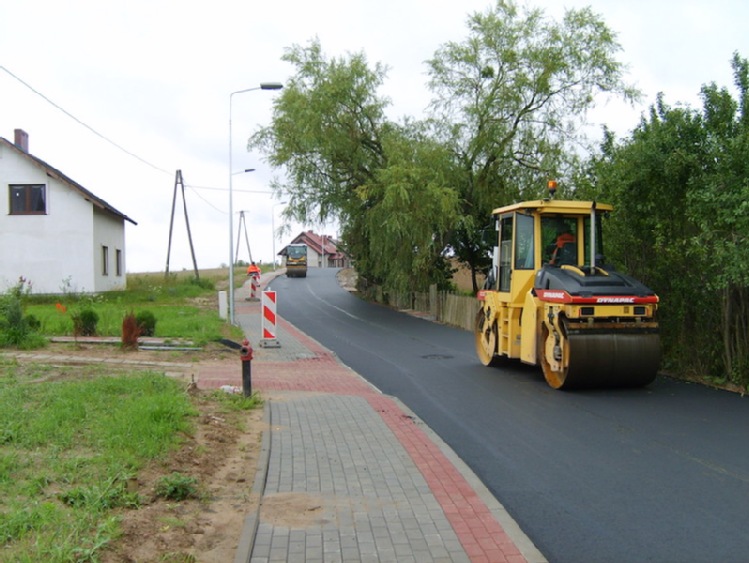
xmin=0 ymin=137 xmax=137 ymax=225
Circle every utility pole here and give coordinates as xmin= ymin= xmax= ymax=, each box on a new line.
xmin=234 ymin=210 xmax=253 ymax=265
xmin=165 ymin=170 xmax=200 ymax=279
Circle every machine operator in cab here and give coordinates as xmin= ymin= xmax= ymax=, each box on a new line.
xmin=545 ymin=219 xmax=577 ymax=266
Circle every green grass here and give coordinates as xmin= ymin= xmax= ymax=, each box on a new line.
xmin=0 ymin=359 xmax=198 ymax=561
xmin=22 ymin=269 xmax=246 ymax=345
xmin=0 ymin=268 xmax=264 ymax=560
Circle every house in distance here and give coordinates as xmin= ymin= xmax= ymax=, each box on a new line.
xmin=278 ymin=230 xmax=349 ymax=269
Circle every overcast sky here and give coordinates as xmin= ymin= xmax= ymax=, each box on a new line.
xmin=1 ymin=0 xmax=746 ymax=273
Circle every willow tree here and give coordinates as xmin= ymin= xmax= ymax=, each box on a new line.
xmin=251 ymin=39 xmax=461 ymax=290
xmin=361 ymin=121 xmax=460 ymax=291
xmin=250 ymin=39 xmax=388 ymax=229
xmin=426 ymin=0 xmax=639 ymax=290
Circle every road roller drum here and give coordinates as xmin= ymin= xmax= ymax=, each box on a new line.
xmin=541 ymin=328 xmax=660 ymax=389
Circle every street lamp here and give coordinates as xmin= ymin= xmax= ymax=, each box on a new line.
xmin=272 ymin=201 xmax=288 ymax=271
xmin=228 ymin=82 xmax=283 ymax=325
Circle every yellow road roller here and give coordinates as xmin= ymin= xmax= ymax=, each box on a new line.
xmin=475 ymin=188 xmax=660 ymax=389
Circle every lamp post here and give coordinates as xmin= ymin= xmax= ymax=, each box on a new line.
xmin=272 ymin=201 xmax=288 ymax=271
xmin=228 ymin=82 xmax=283 ymax=325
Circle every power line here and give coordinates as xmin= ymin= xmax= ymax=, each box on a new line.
xmin=187 ymin=184 xmax=272 ymax=194
xmin=0 ymin=64 xmax=172 ymax=176
xmin=186 ymin=185 xmax=275 ymax=217
xmin=1 ymin=64 xmax=274 ymax=214
xmin=185 ymin=185 xmax=224 ymax=214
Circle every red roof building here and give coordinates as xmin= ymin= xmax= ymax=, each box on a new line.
xmin=279 ymin=230 xmax=349 ymax=268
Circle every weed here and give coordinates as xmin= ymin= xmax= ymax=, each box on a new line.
xmin=210 ymin=389 xmax=264 ymax=412
xmin=0 ymin=452 xmax=19 ymax=482
xmin=0 ymin=369 xmax=195 ymax=560
xmin=189 ymin=277 xmax=214 ymax=291
xmin=25 ymin=271 xmax=244 ymax=343
xmin=0 ymin=501 xmax=62 ymax=543
xmin=69 ymin=516 xmax=121 ymax=562
xmin=58 ymin=474 xmax=140 ymax=511
xmin=158 ymin=515 xmax=188 ymax=530
xmin=155 ymin=472 xmax=200 ymax=501
xmin=159 ymin=552 xmax=197 ymax=562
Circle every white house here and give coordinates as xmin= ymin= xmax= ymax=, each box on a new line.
xmin=0 ymin=129 xmax=136 ymax=294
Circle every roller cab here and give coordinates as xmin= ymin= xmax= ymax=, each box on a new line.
xmin=475 ymin=193 xmax=660 ymax=389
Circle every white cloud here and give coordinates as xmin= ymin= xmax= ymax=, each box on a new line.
xmin=1 ymin=0 xmax=746 ymax=272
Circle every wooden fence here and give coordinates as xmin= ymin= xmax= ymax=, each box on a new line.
xmin=361 ymin=283 xmax=479 ymax=332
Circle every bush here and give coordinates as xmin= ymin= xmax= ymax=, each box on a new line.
xmin=0 ymin=277 xmax=45 ymax=349
xmin=72 ymin=308 xmax=99 ymax=337
xmin=25 ymin=314 xmax=41 ymax=331
xmin=135 ymin=310 xmax=157 ymax=337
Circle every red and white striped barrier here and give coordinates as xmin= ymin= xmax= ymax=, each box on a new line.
xmin=260 ymin=290 xmax=281 ymax=348
xmin=249 ymin=275 xmax=260 ymax=301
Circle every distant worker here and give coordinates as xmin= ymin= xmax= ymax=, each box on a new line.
xmin=247 ymin=261 xmax=261 ymax=279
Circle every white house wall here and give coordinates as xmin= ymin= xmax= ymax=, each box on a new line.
xmin=0 ymin=142 xmax=128 ymax=294
xmin=92 ymin=207 xmax=126 ymax=292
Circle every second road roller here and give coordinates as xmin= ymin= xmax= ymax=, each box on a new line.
xmin=475 ymin=184 xmax=660 ymax=389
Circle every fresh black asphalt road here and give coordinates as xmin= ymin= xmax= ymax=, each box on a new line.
xmin=269 ymin=268 xmax=749 ymax=563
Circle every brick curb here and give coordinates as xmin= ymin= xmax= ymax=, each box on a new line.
xmin=233 ymin=402 xmax=272 ymax=563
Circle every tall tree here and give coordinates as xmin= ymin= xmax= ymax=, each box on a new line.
xmin=587 ymin=53 xmax=749 ymax=385
xmin=250 ymin=39 xmax=389 ymax=228
xmin=251 ymin=40 xmax=460 ymax=291
xmin=362 ymin=121 xmax=460 ymax=291
xmin=253 ymin=3 xmax=638 ymax=293
xmin=589 ymin=96 xmax=711 ymax=373
xmin=688 ymin=53 xmax=749 ymax=382
xmin=249 ymin=39 xmax=389 ymax=284
xmin=426 ymin=0 xmax=638 ymax=290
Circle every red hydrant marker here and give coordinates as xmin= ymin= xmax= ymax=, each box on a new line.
xmin=239 ymin=338 xmax=254 ymax=397
xmin=260 ymin=290 xmax=281 ymax=348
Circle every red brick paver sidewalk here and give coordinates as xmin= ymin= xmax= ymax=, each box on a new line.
xmin=197 ymin=314 xmax=532 ymax=562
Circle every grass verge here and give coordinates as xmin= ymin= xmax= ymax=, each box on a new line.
xmin=0 ymin=358 xmax=204 ymax=561
xmin=21 ymin=269 xmax=247 ymax=346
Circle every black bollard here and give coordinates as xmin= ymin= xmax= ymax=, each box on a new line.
xmin=239 ymin=339 xmax=254 ymax=397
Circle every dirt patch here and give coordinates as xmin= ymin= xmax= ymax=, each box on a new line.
xmin=259 ymin=492 xmax=329 ymax=528
xmin=45 ymin=339 xmax=237 ymax=364
xmin=99 ymin=365 xmax=265 ymax=562
xmin=336 ymin=267 xmax=358 ymax=292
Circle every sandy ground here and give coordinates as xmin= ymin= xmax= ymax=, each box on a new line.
xmin=84 ymin=269 xmax=360 ymax=561
xmin=33 ymin=346 xmax=266 ymax=563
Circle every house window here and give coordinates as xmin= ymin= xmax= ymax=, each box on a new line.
xmin=116 ymin=249 xmax=122 ymax=276
xmin=9 ymin=184 xmax=46 ymax=214
xmin=102 ymin=246 xmax=109 ymax=276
